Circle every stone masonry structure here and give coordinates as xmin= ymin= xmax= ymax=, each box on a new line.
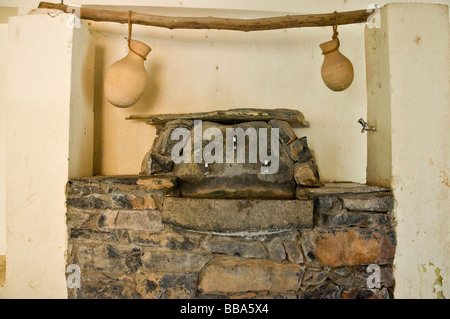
xmin=66 ymin=176 xmax=396 ymax=299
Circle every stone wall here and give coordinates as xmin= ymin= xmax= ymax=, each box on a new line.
xmin=66 ymin=176 xmax=396 ymax=299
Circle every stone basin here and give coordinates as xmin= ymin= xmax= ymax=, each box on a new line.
xmin=138 ymin=108 xmax=318 ymax=199
xmin=173 ymin=121 xmax=295 ymax=199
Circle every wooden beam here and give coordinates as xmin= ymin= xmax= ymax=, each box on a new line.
xmin=38 ymin=2 xmax=374 ymax=32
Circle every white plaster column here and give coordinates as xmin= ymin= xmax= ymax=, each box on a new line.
xmin=0 ymin=12 xmax=94 ymax=298
xmin=365 ymin=3 xmax=449 ymax=298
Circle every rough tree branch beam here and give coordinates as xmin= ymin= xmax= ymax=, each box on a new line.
xmin=38 ymin=2 xmax=375 ymax=32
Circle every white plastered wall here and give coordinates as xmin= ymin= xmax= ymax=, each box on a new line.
xmin=0 ymin=6 xmax=18 ymax=261
xmin=0 ymin=13 xmax=93 ymax=298
xmin=366 ymin=3 xmax=449 ymax=298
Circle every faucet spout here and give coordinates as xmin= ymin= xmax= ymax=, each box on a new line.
xmin=358 ymin=118 xmax=376 ymax=133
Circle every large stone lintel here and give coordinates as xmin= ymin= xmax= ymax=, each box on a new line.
xmin=162 ymin=198 xmax=313 ymax=235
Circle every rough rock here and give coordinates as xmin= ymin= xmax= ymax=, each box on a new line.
xmin=267 ymin=242 xmax=286 ymax=262
xmin=317 ymin=211 xmax=391 ymax=228
xmin=66 ymin=209 xmax=101 ymax=228
xmin=152 ymin=119 xmax=194 ymax=156
xmin=268 ymin=119 xmax=297 ymax=145
xmin=203 ymin=239 xmax=268 ymax=259
xmin=298 ymin=281 xmax=341 ymax=299
xmin=328 ymin=266 xmax=395 ymax=288
xmin=136 ymin=271 xmax=198 ymax=299
xmin=76 ymin=284 xmax=140 ymax=299
xmin=287 ymin=137 xmax=313 ymax=163
xmin=294 ymin=160 xmax=320 ymax=187
xmin=283 ymin=238 xmax=304 ymax=264
xmin=141 ymin=251 xmax=211 ymax=272
xmin=128 ymin=231 xmax=201 ymax=251
xmin=341 ymin=287 xmax=391 ymax=299
xmin=302 ymin=228 xmax=396 ymax=267
xmin=70 ymin=228 xmax=130 ymax=245
xmin=98 ymin=210 xmax=163 ymax=232
xmin=198 ymin=257 xmax=304 ymax=293
xmin=111 ymin=193 xmax=161 ymax=210
xmin=141 ymin=152 xmax=174 ymax=175
xmin=75 ymin=244 xmax=143 ymax=273
xmin=295 ymin=187 xmax=310 ymax=200
xmin=341 ymin=193 xmax=394 ymax=212
xmin=66 ymin=195 xmax=112 ymax=210
xmin=302 ymin=269 xmax=328 ymax=286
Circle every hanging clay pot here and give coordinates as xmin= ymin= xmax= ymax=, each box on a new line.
xmin=104 ymin=40 xmax=151 ymax=108
xmin=320 ymin=37 xmax=354 ymax=92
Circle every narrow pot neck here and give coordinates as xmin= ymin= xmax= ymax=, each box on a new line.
xmin=126 ymin=50 xmax=147 ymax=62
xmin=320 ymin=38 xmax=340 ymax=55
xmin=128 ymin=39 xmax=152 ymax=61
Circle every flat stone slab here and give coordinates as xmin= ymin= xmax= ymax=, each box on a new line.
xmin=127 ymin=108 xmax=310 ymax=128
xmin=162 ymin=198 xmax=313 ymax=235
xmin=67 ymin=175 xmax=178 ymax=193
xmin=301 ymin=182 xmax=390 ymax=196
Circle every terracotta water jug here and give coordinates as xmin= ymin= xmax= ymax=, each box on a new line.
xmin=320 ymin=38 xmax=354 ymax=92
xmin=104 ymin=40 xmax=151 ymax=108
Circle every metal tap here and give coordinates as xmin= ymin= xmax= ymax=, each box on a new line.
xmin=358 ymin=118 xmax=376 ymax=133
